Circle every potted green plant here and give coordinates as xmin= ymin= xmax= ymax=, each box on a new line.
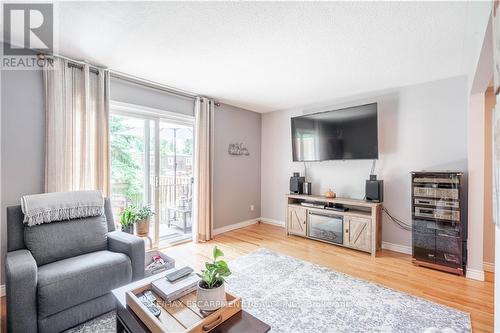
xmin=196 ymin=246 xmax=231 ymax=311
xmin=120 ymin=206 xmax=137 ymax=234
xmin=135 ymin=206 xmax=154 ymax=237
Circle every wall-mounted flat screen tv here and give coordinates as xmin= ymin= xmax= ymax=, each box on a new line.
xmin=291 ymin=103 xmax=378 ymax=161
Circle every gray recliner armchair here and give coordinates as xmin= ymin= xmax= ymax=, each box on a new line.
xmin=6 ymin=198 xmax=145 ymax=333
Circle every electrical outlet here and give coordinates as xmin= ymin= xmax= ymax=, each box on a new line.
xmin=250 ymin=205 xmax=255 ymax=211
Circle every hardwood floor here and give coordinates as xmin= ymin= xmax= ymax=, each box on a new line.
xmin=161 ymin=223 xmax=494 ymax=333
xmin=0 ymin=223 xmax=493 ymax=332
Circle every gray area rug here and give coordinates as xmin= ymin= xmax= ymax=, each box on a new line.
xmin=64 ymin=311 xmax=115 ymax=333
xmin=225 ymin=248 xmax=471 ymax=333
xmin=66 ymin=248 xmax=471 ymax=333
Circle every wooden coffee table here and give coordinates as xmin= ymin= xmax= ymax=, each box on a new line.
xmin=112 ymin=270 xmax=270 ymax=333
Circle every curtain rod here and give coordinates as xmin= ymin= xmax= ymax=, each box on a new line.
xmin=37 ymin=53 xmax=102 ymax=75
xmin=68 ymin=62 xmax=100 ymax=75
xmin=37 ymin=52 xmax=221 ymax=105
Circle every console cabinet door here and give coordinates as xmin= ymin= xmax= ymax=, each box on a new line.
xmin=288 ymin=206 xmax=307 ymax=236
xmin=346 ymin=216 xmax=371 ymax=252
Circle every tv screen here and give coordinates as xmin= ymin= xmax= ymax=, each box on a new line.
xmin=291 ymin=103 xmax=378 ymax=161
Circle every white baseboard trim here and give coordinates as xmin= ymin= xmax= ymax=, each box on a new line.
xmin=381 ymin=241 xmax=412 ymax=255
xmin=0 ymin=284 xmax=5 ymax=297
xmin=213 ymin=218 xmax=259 ymax=236
xmin=466 ymin=268 xmax=485 ymax=281
xmin=259 ymin=217 xmax=285 ymax=227
xmin=483 ymin=262 xmax=495 ymax=273
xmin=213 ymin=217 xmax=285 ymax=236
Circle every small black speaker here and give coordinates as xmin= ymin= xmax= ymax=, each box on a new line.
xmin=366 ymin=175 xmax=383 ymax=202
xmin=290 ymin=172 xmax=305 ymax=194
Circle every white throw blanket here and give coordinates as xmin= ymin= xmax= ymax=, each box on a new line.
xmin=21 ymin=190 xmax=104 ymax=227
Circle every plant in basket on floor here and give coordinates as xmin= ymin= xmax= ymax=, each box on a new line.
xmin=196 ymin=246 xmax=232 ymax=311
xmin=119 ymin=206 xmax=137 ymax=234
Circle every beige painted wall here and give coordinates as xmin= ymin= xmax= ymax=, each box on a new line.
xmin=468 ymin=92 xmax=486 ymax=277
xmin=467 ymin=11 xmax=492 ymax=280
xmin=484 ymin=86 xmax=495 ymax=267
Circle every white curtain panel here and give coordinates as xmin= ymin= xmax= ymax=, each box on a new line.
xmin=43 ymin=58 xmax=110 ymax=195
xmin=193 ymin=97 xmax=214 ymax=242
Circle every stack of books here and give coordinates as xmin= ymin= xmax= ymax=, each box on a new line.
xmin=151 ymin=272 xmax=199 ymax=302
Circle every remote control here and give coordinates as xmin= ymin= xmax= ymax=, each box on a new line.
xmin=143 ymin=290 xmax=157 ymax=303
xmin=165 ymin=266 xmax=194 ymax=282
xmin=139 ymin=294 xmax=161 ymax=317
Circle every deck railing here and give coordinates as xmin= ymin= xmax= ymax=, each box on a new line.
xmin=112 ymin=175 xmax=193 ymax=226
xmin=157 ymin=176 xmax=192 ymax=224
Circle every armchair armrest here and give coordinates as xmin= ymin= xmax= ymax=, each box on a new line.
xmin=6 ymin=250 xmax=38 ymax=333
xmin=107 ymin=231 xmax=145 ymax=281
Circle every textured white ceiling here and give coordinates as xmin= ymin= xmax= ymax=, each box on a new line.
xmin=54 ymin=1 xmax=490 ymax=112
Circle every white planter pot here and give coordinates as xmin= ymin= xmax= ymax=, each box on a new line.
xmin=196 ymin=281 xmax=226 ymax=311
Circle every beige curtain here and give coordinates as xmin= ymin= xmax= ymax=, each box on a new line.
xmin=193 ymin=97 xmax=214 ymax=242
xmin=43 ymin=58 xmax=110 ymax=195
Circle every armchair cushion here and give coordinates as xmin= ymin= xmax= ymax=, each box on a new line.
xmin=6 ymin=250 xmax=38 ymax=333
xmin=24 ymin=215 xmax=108 ymax=266
xmin=37 ymin=250 xmax=132 ymax=319
xmin=108 ymin=231 xmax=145 ymax=281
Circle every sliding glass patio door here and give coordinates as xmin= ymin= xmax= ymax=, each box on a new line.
xmin=156 ymin=121 xmax=194 ymax=244
xmin=110 ymin=108 xmax=194 ymax=248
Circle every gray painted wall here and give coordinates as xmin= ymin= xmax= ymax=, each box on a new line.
xmin=261 ymin=76 xmax=468 ymax=248
xmin=1 ymin=69 xmax=46 ymax=284
xmin=213 ymin=103 xmax=262 ymax=229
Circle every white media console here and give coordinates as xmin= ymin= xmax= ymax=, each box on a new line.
xmin=286 ymin=194 xmax=382 ymax=257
